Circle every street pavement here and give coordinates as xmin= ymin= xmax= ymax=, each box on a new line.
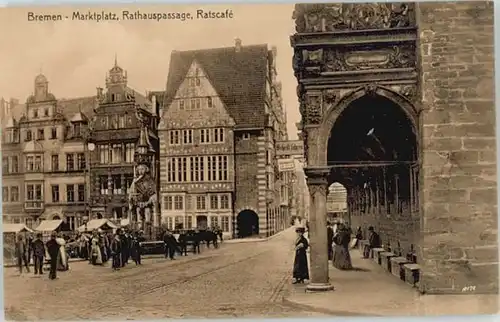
xmin=4 ymin=227 xmax=330 ymax=320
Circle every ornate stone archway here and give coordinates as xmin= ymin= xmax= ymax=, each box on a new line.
xmin=291 ymin=3 xmax=419 ymax=292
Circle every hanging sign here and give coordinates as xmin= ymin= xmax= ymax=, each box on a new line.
xmin=278 ymin=159 xmax=296 ymax=172
xmin=276 ymin=140 xmax=304 ymax=156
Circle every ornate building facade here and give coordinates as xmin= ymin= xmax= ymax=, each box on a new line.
xmin=158 ymin=39 xmax=289 ymax=238
xmin=89 ymin=59 xmax=159 ymax=225
xmin=2 ymin=74 xmax=94 ymax=230
xmin=291 ymin=3 xmax=496 ymax=294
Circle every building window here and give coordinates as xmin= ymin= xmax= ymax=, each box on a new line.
xmin=167 ymin=159 xmax=173 ymax=183
xmin=25 ymin=130 xmax=32 ymax=141
xmin=10 ymin=186 xmax=19 ymax=202
xmin=111 ymin=175 xmax=122 ymax=194
xmin=200 ymin=157 xmax=205 ymax=181
xmin=211 ymin=156 xmax=217 ymax=181
xmin=78 ymin=184 xmax=85 ymax=202
xmin=50 ymin=128 xmax=57 ymax=139
xmin=67 ymin=184 xmax=75 ymax=202
xmin=196 ymin=195 xmax=206 ymax=210
xmin=210 ymin=216 xmax=219 ymax=228
xmin=171 ymin=158 xmax=177 ymax=182
xmin=11 ymin=156 xmax=18 ymax=173
xmin=2 ymin=187 xmax=8 ymax=202
xmin=177 ymin=158 xmax=183 ymax=182
xmin=164 ymin=196 xmax=173 ymax=210
xmin=125 ymin=143 xmax=135 ymax=163
xmin=266 ymin=151 xmax=270 ymax=165
xmin=118 ymin=115 xmax=126 ymax=128
xmin=220 ymin=195 xmax=229 ymax=209
xmin=214 ymin=128 xmax=224 ymax=143
xmin=210 ymin=195 xmax=218 ymax=209
xmin=167 ymin=217 xmax=174 ymax=230
xmin=179 ymin=100 xmax=185 ymax=110
xmin=174 ymin=195 xmax=183 ymax=210
xmin=221 ymin=216 xmax=230 ymax=232
xmin=182 ymin=158 xmax=187 ymax=182
xmin=170 ymin=130 xmax=180 ymax=145
xmin=183 ymin=130 xmax=193 ymax=144
xmin=194 ymin=157 xmax=200 ymax=182
xmin=34 ymin=156 xmax=42 ymax=172
xmin=175 ymin=216 xmax=183 ymax=229
xmin=186 ymin=195 xmax=193 ymax=210
xmin=44 ymin=108 xmax=49 ymax=117
xmin=195 ymin=77 xmax=200 ymax=86
xmin=25 ymin=156 xmax=34 ymax=172
xmin=77 ymin=153 xmax=86 ymax=170
xmin=99 ymin=176 xmax=108 ymax=195
xmin=52 ymin=185 xmax=59 ymax=203
xmin=218 ymin=156 xmax=228 ymax=181
xmin=51 ymin=155 xmax=59 ymax=171
xmin=186 ymin=215 xmax=193 ymax=229
xmin=99 ymin=144 xmax=109 ymax=164
xmin=25 ymin=218 xmax=33 ymax=229
xmin=207 ymin=97 xmax=213 ymax=108
xmin=66 ymin=154 xmax=74 ymax=171
xmin=37 ymin=128 xmax=44 ymax=140
xmin=111 ymin=144 xmax=123 ymax=164
xmin=2 ymin=157 xmax=9 ymax=174
xmin=26 ymin=184 xmax=42 ymax=202
xmin=200 ymin=129 xmax=206 ymax=143
xmin=33 ymin=109 xmax=38 ymax=119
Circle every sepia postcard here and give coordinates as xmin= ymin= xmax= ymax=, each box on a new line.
xmin=1 ymin=2 xmax=498 ymax=320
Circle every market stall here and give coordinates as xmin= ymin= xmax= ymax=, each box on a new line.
xmin=34 ymin=219 xmax=64 ymax=241
xmin=3 ymin=224 xmax=34 ymax=266
xmin=76 ymin=219 xmax=117 ymax=233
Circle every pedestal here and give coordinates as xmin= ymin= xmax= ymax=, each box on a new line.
xmin=304 ymin=166 xmax=334 ymax=292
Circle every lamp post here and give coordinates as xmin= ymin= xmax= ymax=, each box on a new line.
xmin=84 ymin=127 xmax=96 ymax=230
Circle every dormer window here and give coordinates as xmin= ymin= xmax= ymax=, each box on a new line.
xmin=44 ymin=108 xmax=49 ymax=117
xmin=207 ymin=97 xmax=213 ymax=108
xmin=74 ymin=123 xmax=81 ymax=137
xmin=195 ymin=77 xmax=201 ymax=86
xmin=179 ymin=100 xmax=185 ymax=110
xmin=33 ymin=109 xmax=38 ymax=119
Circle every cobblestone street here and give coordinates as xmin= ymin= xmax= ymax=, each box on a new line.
xmin=4 ymin=228 xmax=330 ymax=320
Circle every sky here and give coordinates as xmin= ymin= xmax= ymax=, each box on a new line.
xmin=0 ymin=4 xmax=300 ymax=139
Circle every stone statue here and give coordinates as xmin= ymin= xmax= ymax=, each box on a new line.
xmin=128 ymin=163 xmax=157 ymax=228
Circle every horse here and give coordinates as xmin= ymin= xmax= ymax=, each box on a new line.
xmin=199 ymin=229 xmax=219 ymax=249
xmin=178 ymin=230 xmax=201 ymax=255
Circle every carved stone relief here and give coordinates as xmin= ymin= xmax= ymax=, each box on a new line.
xmin=304 ymin=92 xmax=323 ymax=125
xmin=323 ymin=44 xmax=416 ymax=73
xmin=322 ymin=89 xmax=339 ymax=111
xmin=388 ymin=84 xmax=418 ymax=102
xmin=293 ymin=3 xmax=414 ymax=33
xmin=308 ymin=183 xmax=328 ymax=198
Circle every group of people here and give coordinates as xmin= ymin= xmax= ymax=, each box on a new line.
xmin=291 ymin=221 xmax=383 ymax=284
xmin=14 ymin=232 xmax=69 ymax=280
xmin=77 ymin=228 xmax=146 ymax=271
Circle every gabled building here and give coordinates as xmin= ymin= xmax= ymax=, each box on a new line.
xmin=89 ymin=59 xmax=159 ymax=224
xmin=158 ymin=39 xmax=289 ymax=238
xmin=1 ymin=74 xmax=94 ymax=230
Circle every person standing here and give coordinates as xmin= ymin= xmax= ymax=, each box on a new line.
xmin=327 ymin=222 xmax=334 ymax=260
xmin=27 ymin=233 xmax=34 ymax=266
xmin=163 ymin=231 xmax=177 ymax=260
xmin=110 ymin=232 xmax=122 ymax=271
xmin=45 ymin=232 xmax=60 ymax=280
xmin=365 ymin=226 xmax=381 ymax=258
xmin=292 ymin=227 xmax=309 ymax=284
xmin=332 ymin=224 xmax=353 ymax=270
xmin=32 ymin=233 xmax=45 ymax=275
xmin=15 ymin=235 xmax=30 ymax=274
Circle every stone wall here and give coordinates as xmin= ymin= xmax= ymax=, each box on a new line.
xmin=419 ymin=1 xmax=498 ymax=294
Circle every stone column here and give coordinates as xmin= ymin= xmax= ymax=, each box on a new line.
xmin=304 ymin=166 xmax=334 ymax=292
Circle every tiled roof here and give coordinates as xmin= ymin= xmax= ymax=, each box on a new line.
xmin=57 ymin=96 xmax=96 ymax=121
xmin=164 ymin=45 xmax=270 ymax=128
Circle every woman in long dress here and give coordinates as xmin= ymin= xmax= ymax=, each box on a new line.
xmin=292 ymin=227 xmax=309 ymax=284
xmin=90 ymin=231 xmax=103 ymax=265
xmin=332 ymin=224 xmax=353 ymax=270
xmin=56 ymin=235 xmax=69 ymax=271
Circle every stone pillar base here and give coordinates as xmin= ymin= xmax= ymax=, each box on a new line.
xmin=306 ymin=283 xmax=335 ymax=293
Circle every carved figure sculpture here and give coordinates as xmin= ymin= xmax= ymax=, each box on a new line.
xmin=128 ymin=163 xmax=157 ymax=227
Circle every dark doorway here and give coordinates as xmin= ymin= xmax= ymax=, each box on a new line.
xmin=196 ymin=215 xmax=208 ymax=229
xmin=237 ymin=210 xmax=259 ymax=238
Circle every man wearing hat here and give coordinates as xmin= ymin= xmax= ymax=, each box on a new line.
xmin=45 ymin=232 xmax=61 ymax=280
xmin=32 ymin=233 xmax=45 ymax=275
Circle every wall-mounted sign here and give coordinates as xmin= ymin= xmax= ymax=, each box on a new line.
xmin=276 ymin=140 xmax=304 ymax=156
xmin=278 ymin=159 xmax=296 ymax=172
